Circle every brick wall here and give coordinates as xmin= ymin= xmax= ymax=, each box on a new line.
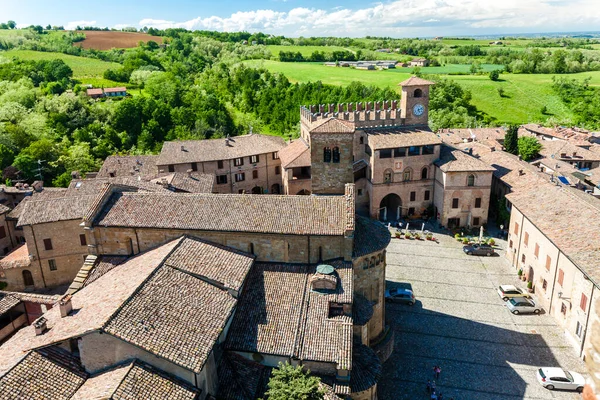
xmin=310 ymin=133 xmax=354 ymax=195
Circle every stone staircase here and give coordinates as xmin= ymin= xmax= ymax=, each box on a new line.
xmin=66 ymin=255 xmax=98 ymax=295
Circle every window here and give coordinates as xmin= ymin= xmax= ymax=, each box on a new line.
xmin=558 ymin=269 xmax=564 ymax=287
xmin=252 ymin=170 xmax=258 ymax=179
xmin=475 ymin=198 xmax=482 ymax=208
xmin=408 ymin=146 xmax=420 ymax=156
xmin=581 ymin=293 xmax=588 ymax=312
xmin=249 ymin=243 xmax=255 ymax=255
xmin=561 ymin=302 xmax=567 ymax=315
xmin=275 ymin=166 xmax=281 ymax=175
xmin=394 ymin=148 xmax=406 ymax=157
xmin=234 ymin=158 xmax=244 ymax=167
xmin=0 ymin=226 xmax=5 ymax=239
xmin=168 ymin=165 xmax=175 ymax=173
xmin=524 ymin=232 xmax=529 ymax=246
xmin=422 ymin=145 xmax=435 ymax=155
xmin=359 ymin=137 xmax=364 ymax=144
xmin=324 ymin=147 xmax=332 ymax=162
xmin=384 ymin=170 xmax=392 ymax=183
xmin=217 ymin=160 xmax=224 ymax=169
xmin=542 ymin=279 xmax=548 ymax=290
xmin=421 ymin=167 xmax=428 ymax=180
xmin=216 ymin=175 xmax=228 ymax=185
xmin=452 ymin=198 xmax=459 ymax=209
xmin=22 ymin=270 xmax=34 ymax=287
xmin=3 ymin=247 xmax=8 ymax=255
xmin=357 ymin=189 xmax=363 ymax=196
xmin=473 ymin=217 xmax=480 ymax=226
xmin=408 ymin=207 xmax=415 ymax=216
xmin=79 ymin=234 xmax=87 ymax=246
xmin=509 ymin=240 xmax=513 ymax=249
xmin=576 ymin=321 xmax=583 ymax=338
xmin=48 ymin=259 xmax=57 ymax=271
xmin=467 ymin=174 xmax=475 ymax=187
xmin=545 ymin=255 xmax=551 ymax=271
xmin=272 ymin=152 xmax=279 ymax=160
xmin=424 ymin=190 xmax=430 ymax=201
xmin=332 ymin=147 xmax=340 ymax=163
xmin=410 ymin=191 xmax=416 ymax=201
xmin=514 ymin=222 xmax=520 ymax=235
xmin=380 ymin=149 xmax=392 ymax=159
xmin=191 ymin=162 xmax=198 ymax=171
xmin=250 ymin=155 xmax=259 ymax=164
xmin=235 ymin=173 xmax=245 ymax=182
xmin=414 ymin=88 xmax=423 ymax=98
xmin=403 ymin=168 xmax=412 ymax=181
xmin=43 ymin=238 xmax=53 ymax=251
xmin=521 ymin=254 xmax=526 ymax=263
xmin=534 ymin=243 xmax=540 ymax=258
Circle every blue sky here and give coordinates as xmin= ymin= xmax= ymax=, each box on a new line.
xmin=3 ymin=0 xmax=600 ymax=37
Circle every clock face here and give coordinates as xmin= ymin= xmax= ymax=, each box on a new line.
xmin=413 ymin=103 xmax=425 ymax=117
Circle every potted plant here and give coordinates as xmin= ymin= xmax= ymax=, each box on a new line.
xmin=414 ymin=233 xmax=421 ymax=240
xmin=405 ymin=233 xmax=411 ymax=239
xmin=426 ymin=233 xmax=433 ymax=241
xmin=527 ymin=281 xmax=534 ymax=293
xmin=395 ymin=232 xmax=401 ymax=239
xmin=462 ymin=238 xmax=469 ymax=244
xmin=488 ymin=238 xmax=495 ymax=246
xmin=517 ymin=269 xmax=523 ymax=277
xmin=455 ymin=233 xmax=461 ymax=241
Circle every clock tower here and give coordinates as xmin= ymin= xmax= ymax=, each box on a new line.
xmin=399 ymin=76 xmax=435 ymax=126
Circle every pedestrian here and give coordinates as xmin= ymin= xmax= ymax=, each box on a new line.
xmin=438 ymin=393 xmax=443 ymax=400
xmin=431 ymin=380 xmax=436 ymax=393
xmin=426 ymin=380 xmax=432 ymax=394
xmin=434 ymin=365 xmax=442 ymax=379
xmin=430 ymin=390 xmax=437 ymax=400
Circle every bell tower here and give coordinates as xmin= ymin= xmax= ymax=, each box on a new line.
xmin=399 ymin=76 xmax=435 ymax=126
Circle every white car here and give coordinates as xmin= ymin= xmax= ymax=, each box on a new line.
xmin=497 ymin=285 xmax=531 ymax=301
xmin=505 ymin=297 xmax=541 ymax=314
xmin=536 ymin=367 xmax=585 ymax=392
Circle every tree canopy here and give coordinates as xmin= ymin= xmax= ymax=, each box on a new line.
xmin=263 ymin=363 xmax=324 ymax=400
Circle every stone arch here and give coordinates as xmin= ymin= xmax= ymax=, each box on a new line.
xmin=383 ymin=168 xmax=393 ymax=183
xmin=271 ymin=183 xmax=281 ymax=194
xmin=414 ymin=88 xmax=423 ymax=98
xmin=421 ymin=166 xmax=429 ymax=180
xmin=22 ymin=270 xmax=34 ymax=287
xmin=379 ymin=193 xmax=402 ymax=221
xmin=403 ymin=167 xmax=412 ymax=182
xmin=251 ymin=186 xmax=263 ymax=194
xmin=467 ymin=174 xmax=476 ymax=187
xmin=323 ymin=147 xmax=332 ymax=162
xmin=297 ymin=189 xmax=311 ymax=195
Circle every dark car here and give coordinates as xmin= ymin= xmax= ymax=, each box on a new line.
xmin=385 ymin=288 xmax=416 ymax=305
xmin=463 ymin=244 xmax=495 ymax=256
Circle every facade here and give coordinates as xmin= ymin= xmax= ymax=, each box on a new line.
xmin=86 ymin=87 xmax=127 ymax=98
xmin=409 ymin=58 xmax=429 ymax=67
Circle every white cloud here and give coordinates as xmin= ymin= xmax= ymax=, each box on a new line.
xmin=113 ymin=23 xmax=137 ymax=30
xmin=65 ymin=20 xmax=97 ymax=31
xmin=138 ymin=0 xmax=600 ymax=36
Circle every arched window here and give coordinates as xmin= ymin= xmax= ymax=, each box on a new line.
xmin=22 ymin=270 xmax=34 ymax=287
xmin=467 ymin=174 xmax=475 ymax=187
xmin=421 ymin=167 xmax=428 ymax=180
xmin=323 ymin=147 xmax=331 ymax=162
xmin=384 ymin=169 xmax=393 ymax=183
xmin=414 ymin=88 xmax=423 ymax=98
xmin=332 ymin=147 xmax=340 ymax=163
xmin=403 ymin=168 xmax=412 ymax=182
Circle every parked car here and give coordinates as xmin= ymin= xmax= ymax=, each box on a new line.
xmin=463 ymin=243 xmax=495 ymax=256
xmin=497 ymin=285 xmax=531 ymax=301
xmin=385 ymin=288 xmax=415 ymax=305
xmin=536 ymin=367 xmax=585 ymax=392
xmin=506 ymin=297 xmax=541 ymax=314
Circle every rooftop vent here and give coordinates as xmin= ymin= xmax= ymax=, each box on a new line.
xmin=59 ymin=294 xmax=73 ymax=318
xmin=181 ymin=145 xmax=186 ymax=152
xmin=34 ymin=317 xmax=48 ymax=335
xmin=573 ymin=151 xmax=577 ymax=157
xmin=311 ymin=264 xmax=337 ymax=292
xmin=560 ymin=153 xmax=567 ymax=158
xmin=518 ymin=169 xmax=524 ymax=176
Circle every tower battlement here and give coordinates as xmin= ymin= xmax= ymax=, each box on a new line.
xmin=300 ymin=100 xmax=405 ymax=129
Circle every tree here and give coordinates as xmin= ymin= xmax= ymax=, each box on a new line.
xmin=504 ymin=125 xmax=519 ymax=155
xmin=517 ymin=136 xmax=542 ymax=161
xmin=264 ymin=363 xmax=324 ymax=400
xmin=7 ymin=21 xmax=16 ymax=29
xmin=489 ymin=69 xmax=500 ymax=81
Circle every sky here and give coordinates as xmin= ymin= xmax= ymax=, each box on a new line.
xmin=2 ymin=0 xmax=600 ymax=37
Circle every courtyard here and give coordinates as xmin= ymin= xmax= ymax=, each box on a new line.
xmin=379 ymin=228 xmax=587 ymax=400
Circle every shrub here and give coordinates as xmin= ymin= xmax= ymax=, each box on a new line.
xmin=497 ymin=87 xmax=506 ymax=97
xmin=527 ymin=281 xmax=533 ymax=289
xmin=489 ymin=69 xmax=500 ymax=81
xmin=454 ymin=233 xmax=461 ymax=240
xmin=518 ymin=269 xmax=523 ymax=276
xmin=462 ymin=238 xmax=469 ymax=244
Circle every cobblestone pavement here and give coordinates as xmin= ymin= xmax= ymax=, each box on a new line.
xmin=379 ymin=230 xmax=586 ymax=400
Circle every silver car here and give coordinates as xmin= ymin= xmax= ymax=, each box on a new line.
xmin=536 ymin=367 xmax=585 ymax=392
xmin=385 ymin=288 xmax=416 ymax=305
xmin=506 ymin=297 xmax=541 ymax=315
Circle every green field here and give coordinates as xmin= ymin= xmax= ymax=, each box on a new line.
xmin=1 ymin=49 xmax=121 ymax=86
xmin=243 ymin=59 xmax=600 ymax=125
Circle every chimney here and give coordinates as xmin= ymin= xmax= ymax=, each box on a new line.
xmin=469 ymin=148 xmax=473 ymax=155
xmin=518 ymin=169 xmax=524 ymax=176
xmin=59 ymin=294 xmax=73 ymax=318
xmin=180 ymin=145 xmax=185 ymax=152
xmin=573 ymin=151 xmax=577 ymax=157
xmin=34 ymin=317 xmax=48 ymax=335
xmin=186 ymin=169 xmax=193 ymax=177
xmin=490 ymin=146 xmax=496 ymax=152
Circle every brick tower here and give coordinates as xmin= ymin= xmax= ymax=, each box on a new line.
xmin=399 ymin=76 xmax=435 ymax=126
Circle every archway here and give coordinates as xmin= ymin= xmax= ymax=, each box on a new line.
xmin=297 ymin=189 xmax=311 ymax=195
xmin=251 ymin=186 xmax=263 ymax=194
xmin=528 ymin=266 xmax=534 ymax=284
xmin=379 ymin=193 xmax=402 ymax=221
xmin=22 ymin=270 xmax=34 ymax=287
xmin=271 ymin=184 xmax=281 ymax=194
xmin=414 ymin=88 xmax=423 ymax=98
xmin=421 ymin=167 xmax=428 ymax=180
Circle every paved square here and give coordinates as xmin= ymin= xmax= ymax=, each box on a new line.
xmin=379 ymin=230 xmax=587 ymax=400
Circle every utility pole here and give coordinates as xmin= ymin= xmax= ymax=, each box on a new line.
xmin=35 ymin=160 xmax=46 ymax=182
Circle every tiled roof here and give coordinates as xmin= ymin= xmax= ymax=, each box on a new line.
xmin=279 ymin=138 xmax=311 ymax=169
xmin=105 ymin=264 xmax=237 ymax=372
xmin=0 ymin=203 xmax=10 ymax=215
xmin=366 ymin=127 xmax=442 ymax=149
xmin=156 ymin=134 xmax=286 ymax=166
xmin=437 ymin=127 xmax=506 ymax=145
xmin=217 ymin=352 xmax=272 ymax=400
xmin=477 ymin=150 xmax=549 ymax=191
xmin=6 ymin=198 xmax=29 ymax=220
xmin=353 ymin=159 xmax=367 ymax=173
xmin=0 ymin=244 xmax=30 ymax=270
xmin=96 ymin=155 xmax=159 ymax=180
xmin=0 ymin=346 xmax=87 ymax=400
xmin=150 ymin=172 xmax=215 ymax=193
xmin=104 ymin=87 xmax=127 ymax=93
xmin=398 ymin=76 xmax=435 ymax=86
xmin=226 ymin=261 xmax=353 ymax=370
xmin=350 ymin=342 xmax=382 ymax=393
xmin=81 ymin=256 xmax=127 ymax=289
xmin=538 ymin=139 xmax=600 ymax=162
xmin=310 ymin=118 xmax=355 ymax=134
xmin=16 ymin=195 xmax=96 ymax=226
xmin=164 ymin=237 xmax=254 ymax=293
xmin=435 ymin=146 xmax=496 ymax=173
xmin=86 ymin=88 xmax=103 ymax=96
xmin=0 ymin=290 xmax=60 ymax=305
xmin=0 ymin=293 xmax=20 ymax=315
xmin=71 ymin=362 xmax=131 ymax=400
xmin=68 ymin=177 xmax=170 ymax=195
xmin=93 ymin=191 xmax=351 ymax=236
xmin=353 ymin=216 xmax=391 ymax=258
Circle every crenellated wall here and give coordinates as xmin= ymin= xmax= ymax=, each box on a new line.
xmin=300 ymin=101 xmax=406 ymax=129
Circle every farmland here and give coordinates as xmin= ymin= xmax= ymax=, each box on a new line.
xmin=74 ymin=31 xmax=163 ymax=50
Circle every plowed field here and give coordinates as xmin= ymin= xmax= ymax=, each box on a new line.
xmin=74 ymin=31 xmax=163 ymax=50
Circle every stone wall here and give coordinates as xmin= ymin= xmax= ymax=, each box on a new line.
xmin=310 ymin=133 xmax=354 ymax=195
xmin=353 ymin=251 xmax=386 ymax=341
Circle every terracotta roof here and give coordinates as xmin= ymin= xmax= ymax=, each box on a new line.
xmin=16 ymin=195 xmax=96 ymax=226
xmin=437 ymin=127 xmax=506 ymax=146
xmin=103 ymin=87 xmax=127 ymax=93
xmin=156 ymin=134 xmax=286 ymax=166
xmin=164 ymin=236 xmax=254 ymax=293
xmin=68 ymin=177 xmax=170 ymax=195
xmin=310 ymin=118 xmax=355 ymax=134
xmin=0 ymin=346 xmax=87 ymax=400
xmin=0 ymin=290 xmax=60 ymax=305
xmin=86 ymin=88 xmax=103 ymax=96
xmin=435 ymin=146 xmax=496 ymax=173
xmin=217 ymin=352 xmax=272 ymax=400
xmin=6 ymin=198 xmax=29 ymax=220
xmin=366 ymin=127 xmax=442 ymax=149
xmin=81 ymin=256 xmax=127 ymax=289
xmin=70 ymin=362 xmax=131 ymax=400
xmin=93 ymin=191 xmax=352 ymax=236
xmin=353 ymin=216 xmax=391 ymax=258
xmin=226 ymin=261 xmax=353 ymax=370
xmin=0 ymin=204 xmax=10 ymax=215
xmin=350 ymin=343 xmax=382 ymax=393
xmin=538 ymin=140 xmax=600 ymax=162
xmin=398 ymin=76 xmax=435 ymax=86
xmin=96 ymin=155 xmax=159 ymax=179
xmin=150 ymin=172 xmax=215 ymax=193
xmin=105 ymin=264 xmax=237 ymax=372
xmin=0 ymin=244 xmax=30 ymax=270
xmin=0 ymin=293 xmax=20 ymax=315
xmin=279 ymin=138 xmax=311 ymax=169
